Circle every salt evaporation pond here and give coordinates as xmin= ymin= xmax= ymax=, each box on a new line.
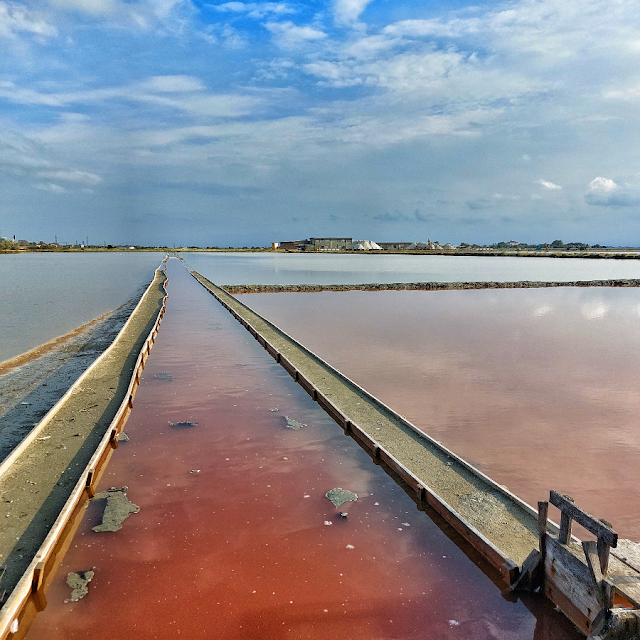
xmin=243 ymin=287 xmax=640 ymax=540
xmin=0 ymin=252 xmax=163 ymax=362
xmin=26 ymin=261 xmax=579 ymax=639
xmin=184 ymin=251 xmax=640 ymax=285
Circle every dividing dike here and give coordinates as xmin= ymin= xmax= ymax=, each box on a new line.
xmin=190 ymin=267 xmax=640 ymax=639
xmin=0 ymin=260 xmax=168 ymax=640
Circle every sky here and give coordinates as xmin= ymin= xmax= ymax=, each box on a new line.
xmin=1 ymin=0 xmax=640 ymax=247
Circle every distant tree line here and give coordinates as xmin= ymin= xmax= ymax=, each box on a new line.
xmin=460 ymin=240 xmax=609 ymax=250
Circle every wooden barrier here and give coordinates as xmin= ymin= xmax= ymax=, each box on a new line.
xmin=537 ymin=491 xmax=640 ymax=638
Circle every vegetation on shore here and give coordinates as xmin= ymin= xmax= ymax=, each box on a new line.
xmin=2 ymin=237 xmax=639 ymax=257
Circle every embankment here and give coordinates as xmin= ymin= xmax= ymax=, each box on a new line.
xmin=223 ymin=279 xmax=640 ymax=294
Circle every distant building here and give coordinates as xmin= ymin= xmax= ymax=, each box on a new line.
xmin=275 ymin=238 xmax=353 ymax=251
xmin=277 ymin=240 xmax=308 ymax=251
xmin=306 ymin=237 xmax=352 ymax=251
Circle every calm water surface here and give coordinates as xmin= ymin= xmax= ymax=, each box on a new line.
xmin=244 ymin=288 xmax=640 ymax=539
xmin=26 ymin=262 xmax=578 ymax=640
xmin=184 ymin=251 xmax=640 ymax=285
xmin=0 ymin=252 xmax=163 ymax=362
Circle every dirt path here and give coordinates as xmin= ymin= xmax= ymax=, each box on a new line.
xmin=0 ymin=269 xmax=167 ymax=604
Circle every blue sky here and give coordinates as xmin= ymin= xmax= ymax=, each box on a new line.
xmin=1 ymin=0 xmax=640 ymax=246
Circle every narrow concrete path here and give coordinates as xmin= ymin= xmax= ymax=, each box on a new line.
xmin=0 ymin=269 xmax=167 ymax=603
xmin=190 ymin=269 xmax=540 ymax=574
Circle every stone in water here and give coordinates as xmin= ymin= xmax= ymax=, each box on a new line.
xmin=284 ymin=416 xmax=306 ymax=430
xmin=325 ymin=488 xmax=358 ymax=508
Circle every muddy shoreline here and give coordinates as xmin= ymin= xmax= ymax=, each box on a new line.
xmin=223 ymin=278 xmax=640 ymax=294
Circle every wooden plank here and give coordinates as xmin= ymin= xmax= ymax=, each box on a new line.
xmin=550 ymin=490 xmax=617 ymax=547
xmin=545 ymin=535 xmax=603 ymax=629
xmin=510 ymin=549 xmax=542 ymax=592
xmin=315 ymin=394 xmax=346 ymax=427
xmin=297 ymin=374 xmax=314 ymax=396
xmin=30 ymin=564 xmax=46 ymax=612
xmin=279 ymin=357 xmax=295 ymax=375
xmin=538 ymin=501 xmax=548 ymax=559
xmin=583 ymin=540 xmax=604 ymax=585
xmin=582 ymin=540 xmax=614 ymax=608
xmin=559 ymin=512 xmax=573 ymax=545
xmin=597 ymin=537 xmax=611 ymax=577
xmin=85 ymin=469 xmax=95 ymax=499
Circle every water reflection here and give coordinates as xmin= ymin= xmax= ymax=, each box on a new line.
xmin=26 ymin=262 xmax=578 ymax=639
xmin=243 ymin=288 xmax=640 ymax=539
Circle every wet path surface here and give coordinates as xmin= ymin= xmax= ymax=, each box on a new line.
xmin=26 ymin=261 xmax=579 ymax=639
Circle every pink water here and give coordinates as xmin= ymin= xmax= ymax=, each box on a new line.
xmin=26 ymin=262 xmax=579 ymax=639
xmin=243 ymin=288 xmax=640 ymax=540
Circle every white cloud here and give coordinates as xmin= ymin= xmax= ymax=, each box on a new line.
xmin=46 ymin=0 xmax=195 ymax=34
xmin=343 ymin=34 xmax=399 ymax=60
xmin=537 ymin=179 xmax=562 ymax=190
xmin=0 ymin=77 xmax=263 ymax=118
xmin=49 ymin=0 xmax=118 ymax=16
xmin=140 ymin=75 xmax=206 ymax=92
xmin=0 ymin=1 xmax=57 ymax=38
xmin=220 ymin=24 xmax=245 ymax=48
xmin=333 ymin=0 xmax=374 ymax=26
xmin=37 ymin=169 xmax=103 ymax=185
xmin=585 ymin=176 xmax=640 ymax=206
xmin=265 ymin=21 xmax=326 ymax=48
xmin=589 ymin=176 xmax=617 ymax=192
xmin=382 ymin=18 xmax=476 ymax=40
xmin=0 ymin=81 xmax=66 ymax=105
xmin=213 ymin=2 xmax=294 ymax=18
xmin=34 ymin=182 xmax=66 ymax=193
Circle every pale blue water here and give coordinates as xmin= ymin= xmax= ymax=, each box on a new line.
xmin=0 ymin=252 xmax=164 ymax=362
xmin=4 ymin=251 xmax=640 ymax=364
xmin=184 ymin=252 xmax=640 ymax=285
